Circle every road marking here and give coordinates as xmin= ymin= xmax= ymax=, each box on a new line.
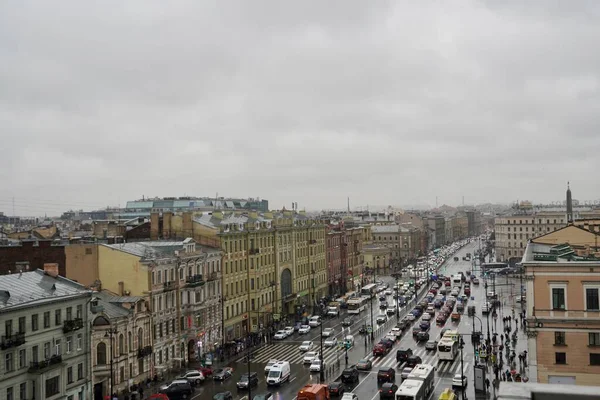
xmin=290 ymin=376 xmax=296 ymax=382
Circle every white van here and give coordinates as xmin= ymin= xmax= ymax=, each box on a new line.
xmin=266 ymin=361 xmax=291 ymax=386
xmin=308 ymin=316 xmax=321 ymax=327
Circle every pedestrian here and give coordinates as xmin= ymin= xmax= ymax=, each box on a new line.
xmin=501 ymin=334 xmax=504 ymax=342
xmin=485 ymin=378 xmax=490 ymax=391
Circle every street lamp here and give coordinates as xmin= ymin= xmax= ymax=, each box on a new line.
xmin=104 ymin=327 xmax=118 ymax=397
xmin=459 ymin=336 xmax=466 ymax=400
xmin=391 ymin=272 xmax=401 ymax=320
xmin=319 ymin=319 xmax=325 ymax=383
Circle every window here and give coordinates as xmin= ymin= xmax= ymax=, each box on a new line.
xmin=589 ymin=333 xmax=600 ymax=346
xmin=18 ymin=317 xmax=25 ymax=334
xmin=66 ymin=336 xmax=72 ymax=353
xmin=18 ymin=349 xmax=26 ymax=369
xmin=5 ymin=320 xmax=12 ymax=336
xmin=19 ymin=383 xmax=26 ymax=400
xmin=76 ymin=304 xmax=83 ymax=319
xmin=31 ymin=314 xmax=38 ymax=331
xmin=554 ymin=331 xmax=566 ymax=345
xmin=55 ymin=339 xmax=61 ymax=355
xmin=31 ymin=346 xmax=38 ymax=363
xmin=43 ymin=311 xmax=50 ymax=328
xmin=77 ymin=333 xmax=83 ymax=350
xmin=585 ymin=288 xmax=600 ymax=311
xmin=552 ymin=287 xmax=566 ymax=310
xmin=96 ymin=342 xmax=107 ymax=365
xmin=77 ymin=363 xmax=83 ymax=380
xmin=6 ymin=387 xmax=13 ymax=400
xmin=55 ymin=309 xmax=62 ymax=325
xmin=590 ymin=354 xmax=600 ymax=366
xmin=5 ymin=352 xmax=14 ymax=372
xmin=555 ymin=352 xmax=566 ymax=364
xmin=44 ymin=342 xmax=50 ymax=359
xmin=67 ymin=366 xmax=73 ymax=383
xmin=45 ymin=376 xmax=60 ymax=397
xmin=66 ymin=307 xmax=72 ymax=321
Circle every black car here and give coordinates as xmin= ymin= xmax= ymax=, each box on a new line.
xmin=380 ymin=301 xmax=388 ymax=310
xmin=237 ymin=372 xmax=258 ymax=390
xmin=406 ymin=355 xmax=422 ymax=368
xmin=379 ymin=383 xmax=399 ymax=400
xmin=328 ymin=381 xmax=345 ymax=396
xmin=379 ymin=294 xmax=387 ymax=301
xmin=416 ymin=331 xmax=430 ymax=342
xmin=377 ymin=367 xmax=395 ymax=383
xmin=396 ymin=348 xmax=413 ymax=363
xmin=213 ymin=368 xmax=233 ymax=381
xmin=214 ymin=392 xmax=234 ymax=400
xmin=412 ymin=326 xmax=421 ymax=337
xmin=342 ymin=317 xmax=353 ymax=327
xmin=160 ymin=380 xmax=194 ymax=399
xmin=341 ymin=365 xmax=359 ymax=384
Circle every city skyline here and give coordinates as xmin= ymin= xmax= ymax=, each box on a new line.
xmin=2 ymin=1 xmax=600 ymax=215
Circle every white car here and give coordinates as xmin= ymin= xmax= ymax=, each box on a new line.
xmin=452 ymin=374 xmax=467 ymax=388
xmin=299 ymin=341 xmax=313 ymax=351
xmin=274 ymin=330 xmax=287 ymax=340
xmin=298 ymin=325 xmax=311 ymax=334
xmin=264 ymin=359 xmax=279 ymax=373
xmin=284 ymin=326 xmax=295 ymax=336
xmin=390 ymin=327 xmax=402 ymax=338
xmin=309 ymin=359 xmax=322 ymax=372
xmin=342 ymin=393 xmax=359 ymax=400
xmin=322 ymin=328 xmax=335 ymax=337
xmin=385 ymin=289 xmax=393 ymax=295
xmin=303 ymin=351 xmax=318 ymax=364
xmin=406 ymin=313 xmax=416 ymax=321
xmin=324 ymin=337 xmax=337 ymax=347
xmin=422 ymin=313 xmax=432 ymax=322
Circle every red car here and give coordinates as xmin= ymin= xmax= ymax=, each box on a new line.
xmin=373 ymin=344 xmax=389 ymax=357
xmin=198 ymin=366 xmax=213 ymax=376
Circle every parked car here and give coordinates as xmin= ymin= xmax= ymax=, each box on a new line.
xmin=213 ymin=368 xmax=233 ymax=381
xmin=198 ymin=366 xmax=213 ymax=376
xmin=283 ymin=326 xmax=295 ymax=336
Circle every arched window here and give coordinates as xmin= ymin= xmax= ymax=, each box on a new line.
xmin=119 ymin=334 xmax=124 ymax=355
xmin=96 ymin=342 xmax=107 ymax=365
xmin=128 ymin=332 xmax=133 ymax=352
xmin=138 ymin=328 xmax=144 ymax=349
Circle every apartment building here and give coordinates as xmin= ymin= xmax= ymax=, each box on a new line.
xmin=0 ymin=266 xmax=92 ymax=400
xmin=371 ymin=224 xmax=421 ymax=266
xmin=91 ymin=291 xmax=151 ymax=399
xmin=326 ymin=225 xmax=344 ymax=296
xmin=523 ymin=225 xmax=600 ymax=386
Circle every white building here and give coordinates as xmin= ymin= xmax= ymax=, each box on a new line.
xmin=0 ymin=265 xmax=92 ymax=400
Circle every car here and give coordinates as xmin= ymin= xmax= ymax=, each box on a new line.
xmin=344 ymin=335 xmax=355 ymax=347
xmin=452 ymin=374 xmax=467 ymax=389
xmin=419 ymin=321 xmax=430 ymax=331
xmin=389 ymin=327 xmax=402 ymax=338
xmin=472 ymin=278 xmax=480 ymax=285
xmin=298 ymin=325 xmax=311 ymax=334
xmin=356 ymin=358 xmax=373 ymax=370
xmin=380 ymin=301 xmax=388 ymax=310
xmin=342 ymin=317 xmax=353 ymax=327
xmin=481 ymin=304 xmax=490 ymax=314
xmin=425 ymin=340 xmax=438 ymax=351
xmin=379 ymin=294 xmax=387 ymax=301
xmin=198 ymin=366 xmax=213 ymax=376
xmin=379 ymin=382 xmax=398 ymax=399
xmin=376 ymin=315 xmax=387 ymax=324
xmin=341 ymin=365 xmax=359 ymax=384
xmin=341 ymin=393 xmax=359 ymax=400
xmin=309 ymin=359 xmax=322 ymax=372
xmin=412 ymin=326 xmax=421 ymax=337
xmin=377 ymin=367 xmax=395 ymax=383
xmin=416 ymin=331 xmax=430 ymax=342
xmin=422 ymin=313 xmax=432 ymax=322
xmin=303 ymin=351 xmax=318 ymax=364
xmin=400 ymin=367 xmax=413 ymax=380
xmin=373 ymin=343 xmax=390 ymax=357
xmin=386 ymin=307 xmax=396 ymax=316
xmin=264 ymin=359 xmax=278 ymax=375
xmin=299 ymin=341 xmax=313 ymax=351
xmin=328 ymin=381 xmax=345 ymax=396
xmin=451 ymin=312 xmax=461 ymax=322
xmin=322 ymin=328 xmax=335 ymax=337
xmin=324 ymin=336 xmax=337 ymax=347
xmin=406 ymin=355 xmax=422 ymax=368
xmin=252 ymin=393 xmax=273 ymax=400
xmin=274 ymin=330 xmax=287 ymax=340
xmin=213 ymin=367 xmax=233 ymax=381
xmin=406 ymin=313 xmax=416 ymax=321
xmin=213 ymin=392 xmax=234 ymax=400
xmin=426 ymin=306 xmax=436 ymax=316
xmin=283 ymin=326 xmax=295 ymax=336
xmin=177 ymin=370 xmax=205 ymax=385
xmin=159 ymin=380 xmax=194 ymax=398
xmin=385 ymin=289 xmax=393 ymax=295
xmin=237 ymin=372 xmax=259 ymax=390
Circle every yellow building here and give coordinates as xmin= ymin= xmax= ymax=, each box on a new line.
xmin=362 ymin=244 xmax=392 ymax=277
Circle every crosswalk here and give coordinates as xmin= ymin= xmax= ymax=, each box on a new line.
xmin=249 ymin=343 xmax=471 ymax=377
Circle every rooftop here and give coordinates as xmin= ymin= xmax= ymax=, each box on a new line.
xmin=103 ymin=239 xmax=220 ymax=259
xmin=94 ymin=290 xmax=144 ymax=320
xmin=0 ymin=270 xmax=90 ymax=312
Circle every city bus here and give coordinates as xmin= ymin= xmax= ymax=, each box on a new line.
xmin=437 ymin=337 xmax=459 ymax=361
xmin=361 ymin=283 xmax=378 ymax=298
xmin=481 ymin=262 xmax=509 ymax=271
xmin=347 ymin=297 xmax=368 ymax=314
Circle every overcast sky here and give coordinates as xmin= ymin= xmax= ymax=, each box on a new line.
xmin=1 ymin=1 xmax=600 ymax=216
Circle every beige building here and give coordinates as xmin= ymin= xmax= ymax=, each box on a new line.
xmin=371 ymin=224 xmax=421 ymax=266
xmin=523 ymin=225 xmax=600 ymax=386
xmin=362 ymin=245 xmax=392 ymax=278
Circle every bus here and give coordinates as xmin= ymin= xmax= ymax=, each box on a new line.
xmin=406 ymin=364 xmax=434 ymax=396
xmin=395 ymin=379 xmax=427 ymax=400
xmin=481 ymin=262 xmax=509 ymax=271
xmin=437 ymin=337 xmax=459 ymax=361
xmin=347 ymin=297 xmax=368 ymax=314
xmin=361 ymin=283 xmax=378 ymax=298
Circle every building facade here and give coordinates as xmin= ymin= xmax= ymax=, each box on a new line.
xmin=90 ymin=291 xmax=152 ymax=399
xmin=371 ymin=225 xmax=421 ymax=267
xmin=0 ymin=240 xmax=66 ymax=276
xmin=0 ymin=266 xmax=92 ymax=400
xmin=523 ymin=227 xmax=600 ymax=386
xmin=326 ymin=226 xmax=345 ymax=296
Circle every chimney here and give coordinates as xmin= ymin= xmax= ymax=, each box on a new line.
xmin=118 ymin=281 xmax=124 ymax=296
xmin=150 ymin=212 xmax=159 ymax=240
xmin=163 ymin=212 xmax=173 ymax=239
xmin=182 ymin=212 xmax=193 ymax=238
xmin=43 ymin=263 xmax=59 ymax=278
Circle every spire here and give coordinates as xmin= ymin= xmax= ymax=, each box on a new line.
xmin=566 ymin=182 xmax=573 ymax=224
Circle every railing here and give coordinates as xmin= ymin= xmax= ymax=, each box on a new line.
xmin=185 ymin=274 xmax=205 ymax=288
xmin=163 ymin=281 xmax=177 ymax=291
xmin=0 ymin=332 xmax=26 ymax=350
xmin=63 ymin=318 xmax=84 ymax=333
xmin=29 ymin=355 xmax=62 ymax=373
xmin=137 ymin=346 xmax=153 ymax=358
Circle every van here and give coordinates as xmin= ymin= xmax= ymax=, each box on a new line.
xmin=308 ymin=316 xmax=321 ymax=327
xmin=266 ymin=361 xmax=291 ymax=386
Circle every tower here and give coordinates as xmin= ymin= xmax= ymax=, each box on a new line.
xmin=566 ymin=182 xmax=573 ymax=224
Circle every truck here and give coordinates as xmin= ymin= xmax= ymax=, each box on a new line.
xmin=327 ymin=302 xmax=341 ymax=316
xmin=297 ymin=384 xmax=330 ymax=400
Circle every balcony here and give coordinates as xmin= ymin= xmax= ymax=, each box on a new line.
xmin=28 ymin=355 xmax=62 ymax=373
xmin=185 ymin=274 xmax=205 ymax=288
xmin=137 ymin=346 xmax=153 ymax=358
xmin=249 ymin=248 xmax=260 ymax=255
xmin=63 ymin=318 xmax=84 ymax=333
xmin=163 ymin=281 xmax=177 ymax=291
xmin=1 ymin=332 xmax=26 ymax=350
xmin=206 ymin=271 xmax=221 ymax=282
